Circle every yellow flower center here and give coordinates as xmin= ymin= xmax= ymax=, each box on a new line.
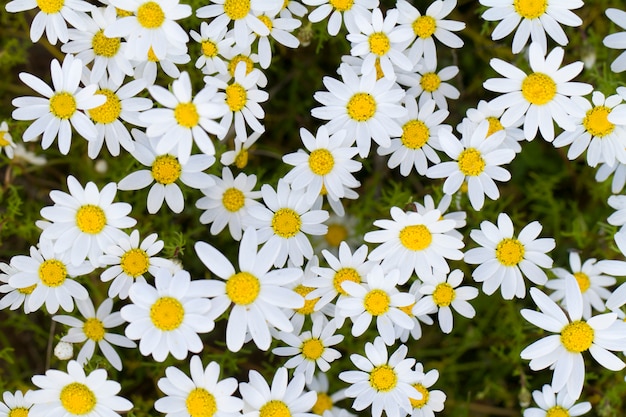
xmin=432 ymin=282 xmax=456 ymax=307
xmin=228 ymin=55 xmax=254 ymax=76
xmin=116 ymin=7 xmax=133 ymax=17
xmin=521 ymin=73 xmax=556 ymax=105
xmin=573 ymin=271 xmax=590 ymax=293
xmin=333 ymin=267 xmax=361 ymax=296
xmin=60 ymin=382 xmax=96 ymax=415
xmin=259 ymin=15 xmax=273 ymax=32
xmin=409 ymin=383 xmax=430 ymax=408
xmin=412 ymin=15 xmax=437 ymax=38
xmin=259 ymin=400 xmax=291 ymax=417
xmin=420 ymin=73 xmax=441 ymax=93
xmin=7 ymin=407 xmax=29 ymax=417
xmin=151 ymin=155 xmax=181 ymax=185
xmin=186 ymin=388 xmax=217 ymax=417
xmin=38 ymin=259 xmax=67 ymax=287
xmin=83 ymin=317 xmax=105 ymax=342
xmin=150 ymin=296 xmax=185 ymax=331
xmin=363 ymin=289 xmax=390 ymax=316
xmin=235 ymin=148 xmax=249 ymax=168
xmin=495 ymin=238 xmax=525 ymax=267
xmin=369 ymin=365 xmax=397 ymax=392
xmin=201 ymin=40 xmax=218 ymax=58
xmin=329 ymin=0 xmax=353 ymax=12
xmin=311 ymin=393 xmax=333 ymax=415
xmin=301 ymin=338 xmax=324 ymax=360
xmin=174 ymin=102 xmax=200 ymax=128
xmin=89 ymin=89 xmax=121 ymax=125
xmin=399 ymin=224 xmax=432 ymax=251
xmin=583 ymin=106 xmax=615 ymax=137
xmin=49 ymin=92 xmax=77 ymax=120
xmin=308 ymin=149 xmax=335 ymax=176
xmin=457 ymin=148 xmax=485 ymax=176
xmin=514 ymin=0 xmax=548 ymax=19
xmin=120 ymin=248 xmax=150 ymax=277
xmin=486 ymin=116 xmax=504 ymax=137
xmin=368 ymin=32 xmax=390 ymax=56
xmin=147 ymin=47 xmax=159 ymax=62
xmin=226 ymin=272 xmax=260 ymax=305
xmin=324 ymin=223 xmax=347 ymax=247
xmin=18 ymin=284 xmax=37 ymax=294
xmin=136 ymin=1 xmax=165 ymax=29
xmin=294 ymin=285 xmax=318 ymax=315
xmin=271 ymin=208 xmax=301 ymax=238
xmin=225 ymin=83 xmax=247 ymax=112
xmin=0 ymin=132 xmax=9 ymax=147
xmin=401 ymin=120 xmax=430 ymax=149
xmin=546 ymin=406 xmax=570 ymax=417
xmin=36 ymin=0 xmax=64 ymax=14
xmin=76 ymin=204 xmax=107 ymax=234
xmin=92 ymin=30 xmax=121 ymax=58
xmin=561 ymin=320 xmax=594 ymax=353
xmin=346 ymin=93 xmax=376 ymax=122
xmin=224 ymin=0 xmax=251 ymax=20
xmin=222 ymin=187 xmax=246 ymax=212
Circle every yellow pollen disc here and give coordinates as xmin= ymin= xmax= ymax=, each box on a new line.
xmin=0 ymin=133 xmax=9 ymax=147
xmin=522 ymin=72 xmax=556 ymax=105
xmin=546 ymin=406 xmax=570 ymax=417
xmin=89 ymin=89 xmax=122 ymax=125
xmin=420 ymin=73 xmax=441 ymax=93
xmin=368 ymin=32 xmax=390 ymax=56
xmin=136 ymin=1 xmax=165 ymax=29
xmin=363 ymin=289 xmax=390 ymax=316
xmin=258 ymin=15 xmax=273 ymax=32
xmin=7 ymin=407 xmax=29 ymax=417
xmin=329 ymin=0 xmax=353 ymax=11
xmin=312 ymin=393 xmax=333 ymax=415
xmin=92 ymin=30 xmax=121 ymax=58
xmin=374 ymin=58 xmax=384 ymax=80
xmin=83 ymin=317 xmax=105 ymax=342
xmin=271 ymin=208 xmax=301 ymax=238
xmin=224 ymin=0 xmax=251 ymax=20
xmin=186 ymin=388 xmax=217 ymax=417
xmin=222 ymin=187 xmax=246 ymax=212
xmin=308 ymin=149 xmax=335 ymax=176
xmin=294 ymin=285 xmax=318 ymax=315
xmin=18 ymin=284 xmax=37 ymax=294
xmin=399 ymin=302 xmax=415 ymax=317
xmin=583 ymin=106 xmax=615 ymax=137
xmin=495 ymin=238 xmax=525 ymax=267
xmin=76 ymin=204 xmax=107 ymax=234
xmin=49 ymin=92 xmax=77 ymax=120
xmin=346 ymin=93 xmax=376 ymax=122
xmin=151 ymin=155 xmax=181 ymax=185
xmin=333 ymin=268 xmax=361 ymax=295
xmin=573 ymin=272 xmax=591 ymax=293
xmin=401 ymin=120 xmax=430 ymax=149
xmin=201 ymin=40 xmax=218 ymax=58
xmin=486 ymin=116 xmax=504 ymax=137
xmin=60 ymin=382 xmax=96 ymax=415
xmin=116 ymin=7 xmax=133 ymax=17
xmin=120 ymin=248 xmax=150 ymax=277
xmin=514 ymin=0 xmax=548 ymax=19
xmin=38 ymin=259 xmax=67 ymax=287
xmin=259 ymin=400 xmax=291 ymax=417
xmin=561 ymin=320 xmax=594 ymax=353
xmin=324 ymin=223 xmax=347 ymax=247
xmin=412 ymin=15 xmax=437 ymax=38
xmin=147 ymin=47 xmax=159 ymax=62
xmin=174 ymin=102 xmax=200 ymax=128
xmin=150 ymin=296 xmax=185 ymax=331
xmin=301 ymin=338 xmax=324 ymax=360
xmin=36 ymin=0 xmax=64 ymax=14
xmin=225 ymin=83 xmax=248 ymax=112
xmin=409 ymin=383 xmax=430 ymax=408
xmin=226 ymin=272 xmax=260 ymax=305
xmin=457 ymin=148 xmax=486 ymax=176
xmin=432 ymin=282 xmax=456 ymax=307
xmin=228 ymin=55 xmax=254 ymax=76
xmin=399 ymin=224 xmax=432 ymax=251
xmin=369 ymin=365 xmax=397 ymax=392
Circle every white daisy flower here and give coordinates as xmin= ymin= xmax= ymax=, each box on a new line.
xmin=194 ymin=227 xmax=304 ymax=352
xmin=339 ymin=336 xmax=419 ymax=417
xmin=463 ymin=99 xmax=525 ymax=153
xmin=303 ymin=0 xmax=378 ymax=37
xmin=401 ymin=61 xmax=459 ymax=111
xmin=196 ymin=166 xmax=263 ymax=241
xmin=364 ymin=205 xmax=464 ymax=284
xmin=27 ymin=360 xmax=133 ymax=417
xmin=0 ymin=390 xmax=33 ymax=417
xmin=0 ymin=262 xmax=34 ymax=313
xmin=5 ymin=0 xmax=93 ymax=44
xmin=426 ymin=120 xmax=516 ymax=210
xmin=39 ymin=175 xmax=136 ymax=267
xmin=306 ymin=373 xmax=355 ymax=417
xmin=154 ymin=355 xmax=243 ymax=417
xmin=284 ymin=256 xmax=331 ymax=330
xmin=312 ymin=213 xmax=359 ymax=254
xmin=247 ymin=179 xmax=329 ymax=268
xmin=595 ymin=161 xmax=626 ymax=194
xmin=220 ymin=130 xmax=261 ymax=168
xmin=117 ymin=129 xmax=216 ymax=214
xmin=479 ymin=0 xmax=583 ymax=54
xmin=412 ymin=269 xmax=478 ymax=334
xmin=605 ymin=8 xmax=626 ymax=73
xmin=520 ymin=276 xmax=626 ymax=400
xmin=395 ymin=279 xmax=434 ymax=343
xmin=105 ymin=0 xmax=191 ymax=61
xmin=99 ymin=229 xmax=173 ymax=300
xmin=53 ymin=297 xmax=136 ymax=371
xmin=190 ymin=21 xmax=233 ymax=73
xmin=218 ymin=45 xmax=267 ymax=87
xmin=121 ymin=268 xmax=215 ymax=362
xmin=0 ymin=121 xmax=16 ymax=159
xmin=132 ymin=44 xmax=191 ymax=86
xmin=483 ymin=42 xmax=592 ymax=142
xmin=12 ymin=54 xmax=106 ymax=155
xmin=523 ymin=384 xmax=591 ymax=417
xmin=312 ymin=63 xmax=407 ymax=157
xmin=239 ymin=367 xmax=317 ymax=417
xmin=408 ymin=363 xmax=446 ymax=417
xmin=253 ymin=11 xmax=301 ymax=69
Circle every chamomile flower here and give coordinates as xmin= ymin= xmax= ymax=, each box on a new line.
xmin=253 ymin=11 xmax=301 ymax=69
xmin=364 ymin=206 xmax=464 ymax=284
xmin=304 ymin=0 xmax=379 ymax=36
xmin=0 ymin=262 xmax=33 ymax=313
xmin=53 ymin=297 xmax=136 ymax=371
xmin=221 ymin=131 xmax=261 ymax=168
xmin=312 ymin=63 xmax=407 ymax=157
xmin=306 ymin=374 xmax=354 ymax=417
xmin=408 ymin=363 xmax=446 ymax=417
xmin=523 ymin=384 xmax=591 ymax=417
xmin=121 ymin=268 xmax=215 ymax=362
xmin=99 ymin=229 xmax=173 ymax=299
xmin=154 ymin=356 xmax=243 ymax=417
xmin=27 ymin=360 xmax=133 ymax=417
xmin=483 ymin=42 xmax=592 ymax=142
xmin=287 ymin=256 xmax=331 ymax=330
xmin=406 ymin=62 xmax=460 ymax=111
xmin=12 ymin=54 xmax=106 ymax=155
xmin=313 ymin=213 xmax=358 ymax=253
xmin=0 ymin=390 xmax=33 ymax=417
xmin=339 ymin=336 xmax=419 ymax=417
xmin=412 ymin=269 xmax=478 ymax=334
xmin=39 ymin=175 xmax=136 ymax=267
xmin=190 ymin=22 xmax=233 ymax=73
xmin=479 ymin=0 xmax=583 ymax=54
xmin=463 ymin=99 xmax=525 ymax=153
xmin=194 ymin=227 xmax=304 ymax=352
xmin=133 ymin=44 xmax=190 ymax=86
xmin=605 ymin=8 xmax=626 ymax=73
xmin=0 ymin=121 xmax=16 ymax=159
